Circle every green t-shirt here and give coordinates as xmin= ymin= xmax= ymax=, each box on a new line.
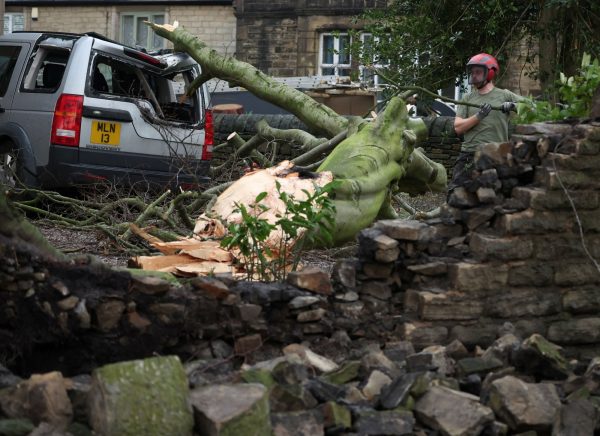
xmin=456 ymin=87 xmax=523 ymax=152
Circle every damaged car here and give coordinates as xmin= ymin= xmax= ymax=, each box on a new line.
xmin=0 ymin=31 xmax=213 ymax=189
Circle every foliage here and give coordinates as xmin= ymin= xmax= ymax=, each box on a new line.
xmin=515 ymin=53 xmax=600 ymax=123
xmin=220 ymin=182 xmax=337 ymax=281
xmin=352 ymin=0 xmax=600 ymax=94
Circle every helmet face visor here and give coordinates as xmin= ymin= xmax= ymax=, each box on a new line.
xmin=467 ymin=65 xmax=488 ymax=86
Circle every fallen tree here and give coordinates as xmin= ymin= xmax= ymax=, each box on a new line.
xmin=147 ymin=22 xmax=447 ymax=246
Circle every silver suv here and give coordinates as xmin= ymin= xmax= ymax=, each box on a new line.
xmin=0 ymin=31 xmax=213 ymax=188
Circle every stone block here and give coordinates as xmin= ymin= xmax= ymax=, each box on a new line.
xmin=331 ymin=259 xmax=357 ymax=289
xmin=190 ymin=383 xmax=270 ymax=436
xmin=296 ymin=308 xmax=326 ymax=323
xmin=513 ymin=186 xmax=600 ymax=210
xmin=418 ymin=291 xmax=484 ymax=321
xmin=89 ymin=356 xmax=193 ymax=436
xmin=415 ymin=386 xmax=494 ymax=436
xmin=554 ymin=261 xmax=600 ymax=286
xmin=359 ymin=281 xmax=392 ymax=300
xmin=488 ymin=375 xmax=560 ymax=431
xmin=553 ymin=399 xmax=597 ymax=436
xmin=496 ymin=209 xmax=574 ymax=235
xmin=0 ymin=372 xmax=72 ymax=430
xmin=374 ymin=219 xmax=434 ymax=242
xmin=579 ymin=210 xmax=600 ymax=232
xmin=548 ymin=318 xmax=600 ymax=344
xmin=545 ymin=152 xmax=600 ymax=170
xmin=562 ymin=286 xmax=600 ymax=314
xmin=578 ymin=138 xmax=600 ymax=155
xmin=535 ymin=167 xmax=600 ymax=190
xmin=95 ymin=299 xmax=125 ymax=332
xmin=271 ymin=411 xmax=323 ymax=436
xmin=476 ymin=187 xmax=497 ymax=203
xmin=486 ymin=288 xmax=561 ymax=318
xmin=354 ymin=410 xmax=414 ymax=435
xmin=448 ymin=262 xmax=508 ymax=293
xmin=462 ymin=206 xmax=496 ymax=230
xmin=234 ymin=334 xmax=263 ymax=355
xmin=431 ymin=223 xmax=464 ymax=239
xmin=286 ymin=267 xmax=332 ymax=295
xmin=448 ymin=187 xmax=478 ymax=208
xmin=474 ymin=142 xmax=512 ymax=169
xmin=470 ymin=233 xmax=533 ymax=261
xmin=507 ymin=261 xmax=553 ymax=286
xmin=362 ymin=262 xmax=394 ymax=279
xmin=407 ymin=261 xmax=448 ymax=276
xmin=322 ymin=401 xmax=351 ymax=431
xmin=402 ymin=322 xmax=448 ymax=350
xmin=533 ymin=235 xmax=589 ymax=260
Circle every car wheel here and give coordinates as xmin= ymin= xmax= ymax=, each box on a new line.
xmin=0 ymin=148 xmax=19 ymax=188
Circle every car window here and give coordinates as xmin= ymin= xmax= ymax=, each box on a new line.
xmin=0 ymin=45 xmax=22 ymax=96
xmin=22 ymin=47 xmax=69 ymax=92
xmin=91 ymin=54 xmax=199 ymax=124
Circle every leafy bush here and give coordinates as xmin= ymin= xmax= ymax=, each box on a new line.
xmin=220 ymin=181 xmax=337 ymax=281
xmin=515 ymin=53 xmax=600 ymax=123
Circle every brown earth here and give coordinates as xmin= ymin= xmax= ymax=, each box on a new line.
xmin=36 ymin=192 xmax=446 ymax=272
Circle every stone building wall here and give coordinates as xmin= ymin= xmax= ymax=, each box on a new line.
xmin=5 ymin=4 xmax=235 ymax=55
xmin=234 ymin=0 xmax=386 ymax=77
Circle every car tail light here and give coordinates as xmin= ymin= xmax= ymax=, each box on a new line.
xmin=201 ymin=108 xmax=213 ymax=160
xmin=123 ymin=48 xmax=167 ymax=68
xmin=51 ymin=94 xmax=83 ymax=147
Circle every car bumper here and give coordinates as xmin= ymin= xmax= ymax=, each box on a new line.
xmin=40 ymin=145 xmax=212 ymax=189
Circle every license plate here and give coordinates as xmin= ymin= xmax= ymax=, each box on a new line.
xmin=90 ymin=121 xmax=121 ymax=146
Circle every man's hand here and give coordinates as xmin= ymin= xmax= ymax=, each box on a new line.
xmin=476 ymin=103 xmax=492 ymax=120
xmin=501 ymin=102 xmax=517 ymax=113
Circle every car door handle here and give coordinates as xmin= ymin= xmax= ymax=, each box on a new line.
xmin=82 ymin=106 xmax=132 ymax=122
xmin=0 ymin=107 xmax=5 ymax=113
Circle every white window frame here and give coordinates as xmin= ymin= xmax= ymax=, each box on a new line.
xmin=4 ymin=13 xmax=25 ymax=34
xmin=120 ymin=12 xmax=166 ymax=51
xmin=358 ymin=33 xmax=389 ymax=88
xmin=319 ymin=32 xmax=352 ymax=77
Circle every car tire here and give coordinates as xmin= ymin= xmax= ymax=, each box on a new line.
xmin=0 ymin=145 xmax=19 ymax=188
xmin=0 ymin=140 xmax=38 ymax=188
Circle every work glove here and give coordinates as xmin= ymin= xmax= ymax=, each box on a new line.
xmin=476 ymin=103 xmax=492 ymax=120
xmin=501 ymin=102 xmax=517 ymax=113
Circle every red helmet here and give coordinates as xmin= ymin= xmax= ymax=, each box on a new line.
xmin=467 ymin=53 xmax=499 ymax=83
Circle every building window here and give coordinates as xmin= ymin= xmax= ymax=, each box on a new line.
xmin=4 ymin=13 xmax=24 ymax=34
xmin=359 ymin=33 xmax=391 ymax=88
xmin=319 ymin=33 xmax=351 ymax=77
xmin=121 ymin=13 xmax=165 ymax=51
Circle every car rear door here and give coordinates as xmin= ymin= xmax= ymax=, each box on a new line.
xmin=79 ymin=47 xmax=208 ymax=175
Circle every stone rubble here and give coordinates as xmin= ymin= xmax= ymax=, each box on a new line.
xmin=0 ymin=332 xmax=599 ymax=435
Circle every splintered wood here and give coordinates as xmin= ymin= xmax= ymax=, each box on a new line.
xmin=129 ymin=161 xmax=333 ymax=277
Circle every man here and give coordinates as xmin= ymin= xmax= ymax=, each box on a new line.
xmin=450 ymin=53 xmax=523 ymax=191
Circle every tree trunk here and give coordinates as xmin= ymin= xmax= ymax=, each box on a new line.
xmin=148 ymin=23 xmax=447 ymax=244
xmin=148 ymin=23 xmax=348 ymax=138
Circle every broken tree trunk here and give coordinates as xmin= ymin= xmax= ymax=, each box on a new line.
xmin=147 ymin=22 xmax=447 ymax=245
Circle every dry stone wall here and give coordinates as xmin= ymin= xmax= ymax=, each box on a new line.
xmin=3 ymin=119 xmax=600 ymax=379
xmin=335 ymin=120 xmax=600 ymax=358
